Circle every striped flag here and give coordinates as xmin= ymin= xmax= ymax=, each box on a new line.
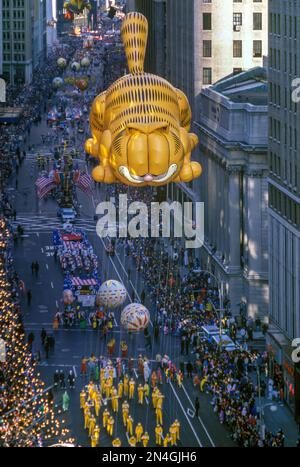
xmin=75 ymin=172 xmax=93 ymax=196
xmin=35 ymin=177 xmax=56 ymax=199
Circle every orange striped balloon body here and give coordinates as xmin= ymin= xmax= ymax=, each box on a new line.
xmin=85 ymin=12 xmax=202 ymax=186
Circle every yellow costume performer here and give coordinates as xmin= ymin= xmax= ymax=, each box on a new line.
xmin=102 ymin=408 xmax=110 ymax=429
xmin=80 ymin=390 xmax=86 ymax=409
xmin=155 ymin=425 xmax=163 ymax=446
xmin=94 ymin=425 xmax=100 ymax=444
xmin=126 ymin=415 xmax=134 ymax=436
xmin=129 ymin=436 xmax=137 ymax=447
xmin=135 ymin=422 xmax=143 ymax=443
xmin=138 ymin=384 xmax=144 ymax=405
xmin=122 ymin=400 xmax=129 ymax=427
xmin=174 ymin=419 xmax=180 ymax=441
xmin=169 ymin=424 xmax=177 ymax=446
xmin=91 ymin=434 xmax=98 ymax=447
xmin=144 ymin=383 xmax=150 ymax=399
xmin=118 ymin=380 xmax=124 ymax=399
xmin=107 ymin=416 xmax=115 ymax=437
xmin=124 ymin=375 xmax=129 ymax=396
xmin=84 ymin=407 xmax=91 ymax=430
xmin=129 ymin=378 xmax=135 ymax=400
xmin=112 ymin=438 xmax=122 ymax=447
xmin=88 ymin=415 xmax=96 ymax=437
xmin=111 ymin=388 xmax=119 ymax=413
xmin=163 ymin=433 xmax=172 ymax=447
xmin=141 ymin=432 xmax=150 ymax=447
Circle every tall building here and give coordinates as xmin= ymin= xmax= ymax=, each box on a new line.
xmin=193 ymin=68 xmax=269 ymax=319
xmin=166 ymin=0 xmax=268 ymax=120
xmin=46 ymin=0 xmax=58 ymax=53
xmin=267 ymin=0 xmax=300 ymax=419
xmin=1 ymin=0 xmax=47 ymax=85
xmin=0 ymin=0 xmax=3 ymax=78
xmin=132 ymin=0 xmax=166 ymax=77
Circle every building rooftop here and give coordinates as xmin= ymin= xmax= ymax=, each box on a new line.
xmin=212 ymin=67 xmax=267 ymax=106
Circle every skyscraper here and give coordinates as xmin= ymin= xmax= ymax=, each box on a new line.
xmin=267 ymin=0 xmax=300 ymax=417
xmin=132 ymin=0 xmax=166 ymax=77
xmin=166 ymin=0 xmax=268 ymax=120
xmin=1 ymin=0 xmax=47 ymax=85
xmin=0 ymin=0 xmax=3 ymax=78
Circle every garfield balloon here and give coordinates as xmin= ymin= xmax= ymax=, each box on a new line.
xmin=85 ymin=12 xmax=202 ymax=187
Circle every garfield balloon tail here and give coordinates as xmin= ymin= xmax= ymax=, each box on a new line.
xmin=85 ymin=12 xmax=202 ymax=187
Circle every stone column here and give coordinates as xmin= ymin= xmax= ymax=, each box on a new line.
xmin=228 ymin=166 xmax=242 ymax=270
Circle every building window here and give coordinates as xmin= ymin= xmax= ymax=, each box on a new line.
xmin=253 ymin=12 xmax=262 ymax=30
xmin=253 ymin=40 xmax=262 ymax=57
xmin=233 ymin=68 xmax=242 ymax=75
xmin=203 ymin=40 xmax=212 ymax=57
xmin=203 ymin=67 xmax=212 ymax=85
xmin=233 ymin=12 xmax=242 ymax=29
xmin=203 ymin=13 xmax=212 ymax=30
xmin=233 ymin=40 xmax=242 ymax=58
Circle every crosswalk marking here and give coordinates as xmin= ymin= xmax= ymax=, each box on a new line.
xmin=11 ymin=215 xmax=97 ymax=234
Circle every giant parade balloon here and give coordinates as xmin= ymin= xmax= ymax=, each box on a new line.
xmin=52 ymin=77 xmax=64 ymax=89
xmin=85 ymin=12 xmax=202 ymax=187
xmin=97 ymin=280 xmax=127 ymax=308
xmin=57 ymin=57 xmax=67 ymax=68
xmin=63 ymin=289 xmax=75 ymax=305
xmin=64 ymin=0 xmax=92 ymax=15
xmin=75 ymin=78 xmax=89 ymax=91
xmin=121 ymin=303 xmax=150 ymax=332
xmin=81 ymin=57 xmax=90 ymax=68
xmin=71 ymin=61 xmax=80 ymax=72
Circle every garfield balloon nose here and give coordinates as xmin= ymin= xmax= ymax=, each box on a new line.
xmin=85 ymin=12 xmax=202 ymax=187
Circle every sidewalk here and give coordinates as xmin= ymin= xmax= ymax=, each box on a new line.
xmin=256 ymin=394 xmax=299 ymax=446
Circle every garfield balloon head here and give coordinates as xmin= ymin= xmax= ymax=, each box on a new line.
xmin=85 ymin=12 xmax=202 ymax=186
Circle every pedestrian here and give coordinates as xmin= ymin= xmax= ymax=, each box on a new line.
xmin=27 ymin=289 xmax=32 ymax=306
xmin=195 ymin=397 xmax=200 ymax=417
xmin=68 ymin=370 xmax=76 ymax=389
xmin=141 ymin=289 xmax=146 ymax=305
xmin=35 ymin=261 xmax=40 ymax=276
xmin=53 ymin=369 xmax=60 ymax=390
xmin=47 ymin=389 xmax=54 ymax=406
xmin=31 ymin=262 xmax=35 ymax=275
xmin=44 ymin=337 xmax=50 ymax=359
xmin=27 ymin=332 xmax=35 ymax=349
xmin=186 ymin=361 xmax=193 ymax=378
xmin=180 ymin=336 xmax=185 ymax=355
xmin=59 ymin=370 xmax=66 ymax=389
xmin=185 ymin=336 xmax=190 ymax=355
xmin=41 ymin=328 xmax=47 ymax=345
xmin=62 ymin=390 xmax=70 ymax=412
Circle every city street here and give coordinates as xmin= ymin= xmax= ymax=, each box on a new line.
xmin=1 ymin=0 xmax=299 ymax=451
xmin=10 ymin=107 xmax=236 ymax=447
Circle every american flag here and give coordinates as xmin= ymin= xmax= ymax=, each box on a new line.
xmin=35 ymin=177 xmax=56 ymax=199
xmin=75 ymin=172 xmax=93 ymax=196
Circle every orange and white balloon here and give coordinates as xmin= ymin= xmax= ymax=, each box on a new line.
xmin=121 ymin=303 xmax=150 ymax=332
